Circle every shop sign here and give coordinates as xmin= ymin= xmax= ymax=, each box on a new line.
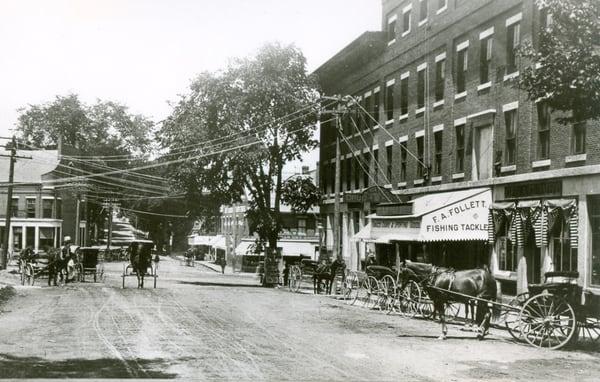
xmin=372 ymin=219 xmax=420 ymax=229
xmin=505 ymin=180 xmax=562 ymax=199
xmin=420 ymin=190 xmax=492 ymax=241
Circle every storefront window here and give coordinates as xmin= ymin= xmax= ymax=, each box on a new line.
xmin=498 ymin=236 xmax=517 ymax=272
xmin=590 ymin=197 xmax=600 ymax=285
xmin=39 ymin=227 xmax=54 ymax=251
xmin=551 ymin=219 xmax=577 ymax=272
xmin=42 ymin=199 xmax=53 ymax=218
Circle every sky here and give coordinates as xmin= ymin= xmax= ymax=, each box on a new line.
xmin=0 ymin=0 xmax=381 ymax=173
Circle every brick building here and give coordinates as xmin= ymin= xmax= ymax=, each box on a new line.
xmin=0 ymin=145 xmax=87 ymax=254
xmin=315 ymin=0 xmax=599 ymax=296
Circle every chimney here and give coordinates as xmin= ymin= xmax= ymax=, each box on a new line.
xmin=301 ymin=166 xmax=309 ymax=175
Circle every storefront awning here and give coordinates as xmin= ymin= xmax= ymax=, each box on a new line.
xmin=209 ymin=235 xmax=227 ymax=249
xmin=352 ymin=223 xmax=373 ymax=241
xmin=235 ymin=240 xmax=256 ymax=255
xmin=363 ymin=188 xmax=492 ymax=242
xmin=277 ymin=241 xmax=317 ymax=257
xmin=188 ymin=235 xmax=213 ymax=246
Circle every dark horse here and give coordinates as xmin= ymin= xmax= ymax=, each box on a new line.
xmin=313 ymin=258 xmax=346 ymax=295
xmin=129 ymin=241 xmax=153 ymax=288
xmin=400 ymin=261 xmax=498 ymax=340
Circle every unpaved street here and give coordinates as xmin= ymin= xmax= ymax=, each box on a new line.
xmin=0 ymin=257 xmax=599 ymax=381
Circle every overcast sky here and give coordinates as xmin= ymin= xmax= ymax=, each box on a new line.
xmin=0 ymin=0 xmax=381 ymax=171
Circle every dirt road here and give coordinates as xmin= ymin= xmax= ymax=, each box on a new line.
xmin=0 ymin=257 xmax=599 ymax=381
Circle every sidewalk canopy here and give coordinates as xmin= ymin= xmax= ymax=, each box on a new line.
xmin=277 ymin=241 xmax=316 ymax=257
xmin=356 ymin=188 xmax=492 ymax=243
xmin=188 ymin=235 xmax=212 ymax=246
xmin=235 ymin=240 xmax=256 ymax=256
xmin=209 ymin=235 xmax=227 ymax=249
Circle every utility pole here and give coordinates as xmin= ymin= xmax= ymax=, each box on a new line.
xmin=0 ymin=136 xmax=31 ymax=270
xmin=105 ymin=198 xmax=114 ymax=249
xmin=332 ymin=107 xmax=342 ymax=262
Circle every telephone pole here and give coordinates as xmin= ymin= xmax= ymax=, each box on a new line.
xmin=0 ymin=136 xmax=31 ymax=269
xmin=332 ymin=107 xmax=342 ymax=262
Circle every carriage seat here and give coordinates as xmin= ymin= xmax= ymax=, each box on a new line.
xmin=366 ymin=265 xmax=397 ymax=279
xmin=528 ymin=271 xmax=581 ymax=303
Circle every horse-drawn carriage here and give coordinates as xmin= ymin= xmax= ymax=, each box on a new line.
xmin=76 ymin=247 xmax=105 ymax=282
xmin=122 ymin=240 xmax=158 ymax=288
xmin=288 ymin=257 xmax=345 ymax=294
xmin=181 ymin=249 xmax=195 ymax=267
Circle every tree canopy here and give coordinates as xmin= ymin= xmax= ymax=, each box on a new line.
xmin=159 ymin=42 xmax=320 ymax=251
xmin=518 ymin=0 xmax=600 ymax=123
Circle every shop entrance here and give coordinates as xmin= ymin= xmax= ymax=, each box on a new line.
xmin=525 ymin=232 xmax=542 ymax=284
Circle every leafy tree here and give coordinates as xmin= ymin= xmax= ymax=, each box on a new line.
xmin=159 ymin=42 xmax=320 ymax=282
xmin=518 ymin=0 xmax=600 ymax=124
xmin=281 ymin=176 xmax=321 ymax=214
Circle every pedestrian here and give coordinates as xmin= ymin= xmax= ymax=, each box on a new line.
xmin=283 ymin=262 xmax=290 ymax=286
xmin=220 ymin=257 xmax=226 ymax=274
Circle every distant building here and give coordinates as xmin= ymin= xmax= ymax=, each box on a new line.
xmin=0 ymin=144 xmax=87 ymax=253
xmin=315 ymin=0 xmax=599 ymax=296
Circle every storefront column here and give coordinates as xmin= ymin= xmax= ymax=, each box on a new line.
xmin=578 ymin=197 xmax=589 ymax=287
xmin=326 ymin=214 xmax=333 ymax=251
xmin=34 ymin=226 xmax=39 ymax=252
xmin=342 ymin=212 xmax=350 ymax=264
xmin=516 ymin=247 xmax=527 ymax=295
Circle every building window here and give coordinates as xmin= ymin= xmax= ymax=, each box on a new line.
xmin=373 ymin=149 xmax=379 ymax=184
xmin=434 ymin=130 xmax=443 ymax=175
xmin=572 ymin=121 xmax=586 ymax=155
xmin=400 ymin=76 xmax=409 ymax=115
xmin=456 ymin=46 xmax=468 ymax=93
xmin=26 ymin=198 xmax=36 ymax=218
xmin=385 ymin=80 xmax=394 ymax=121
xmin=455 ymin=124 xmax=465 ymax=172
xmin=416 ymin=136 xmax=424 ymax=178
xmin=507 ymin=21 xmax=520 ymax=74
xmin=363 ymin=154 xmax=370 ymax=187
xmin=39 ymin=227 xmax=54 ymax=251
xmin=363 ymin=93 xmax=372 ymax=130
xmin=438 ymin=0 xmax=447 ymax=11
xmin=42 ymin=199 xmax=53 ymax=219
xmin=435 ymin=58 xmax=445 ymax=101
xmin=372 ymin=90 xmax=380 ymax=127
xmin=346 ymin=156 xmax=352 ymax=191
xmin=353 ymin=211 xmax=360 ymax=235
xmin=386 ymin=145 xmax=393 ymax=182
xmin=417 ymin=67 xmax=426 ymax=109
xmin=297 ymin=219 xmax=306 ymax=236
xmin=498 ymin=234 xmax=518 ymax=272
xmin=537 ymin=102 xmax=551 ymax=159
xmin=387 ymin=14 xmax=397 ymax=43
xmin=400 ymin=142 xmax=408 ymax=181
xmin=330 ymin=162 xmax=335 ymax=194
xmin=552 ymin=219 xmax=577 ymax=272
xmin=419 ymin=0 xmax=428 ymax=23
xmin=321 ymin=163 xmax=328 ymax=194
xmin=505 ymin=109 xmax=517 ymax=165
xmin=11 ymin=198 xmax=18 ymax=217
xmin=354 ymin=156 xmax=360 ymax=190
xmin=402 ymin=6 xmax=412 ymax=35
xmin=480 ymin=35 xmax=493 ymax=84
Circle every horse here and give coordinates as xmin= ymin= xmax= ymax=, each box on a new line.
xmin=130 ymin=241 xmax=153 ymax=288
xmin=400 ymin=261 xmax=498 ymax=340
xmin=313 ymin=258 xmax=345 ymax=295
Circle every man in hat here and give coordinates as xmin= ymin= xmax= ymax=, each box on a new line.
xmin=59 ymin=236 xmax=73 ymax=283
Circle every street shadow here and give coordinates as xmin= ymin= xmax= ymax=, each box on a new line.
xmin=177 ymin=280 xmax=262 ymax=288
xmin=395 ymin=334 xmax=502 ymax=342
xmin=0 ymin=353 xmax=180 ymax=379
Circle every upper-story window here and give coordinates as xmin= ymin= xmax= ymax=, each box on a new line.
xmin=373 ymin=148 xmax=379 ymax=184
xmin=416 ymin=134 xmax=425 ymax=178
xmin=479 ymin=27 xmax=494 ymax=84
xmin=11 ymin=198 xmax=19 ymax=217
xmin=353 ymin=156 xmax=361 ymax=190
xmin=402 ymin=4 xmax=412 ymax=37
xmin=26 ymin=198 xmax=36 ymax=218
xmin=400 ymin=140 xmax=408 ymax=181
xmin=455 ymin=124 xmax=465 ymax=172
xmin=363 ymin=153 xmax=370 ymax=187
xmin=506 ymin=13 xmax=522 ymax=74
xmin=435 ymin=53 xmax=446 ymax=102
xmin=434 ymin=129 xmax=443 ymax=176
xmin=504 ymin=107 xmax=518 ymax=165
xmin=372 ymin=88 xmax=380 ymax=127
xmin=346 ymin=156 xmax=352 ymax=191
xmin=572 ymin=121 xmax=586 ymax=155
xmin=387 ymin=14 xmax=397 ymax=44
xmin=386 ymin=144 xmax=393 ymax=182
xmin=42 ymin=199 xmax=53 ymax=219
xmin=363 ymin=92 xmax=372 ymax=130
xmin=537 ymin=102 xmax=551 ymax=159
xmin=456 ymin=40 xmax=469 ymax=94
xmin=419 ymin=0 xmax=428 ymax=25
xmin=56 ymin=199 xmax=62 ymax=219
xmin=385 ymin=79 xmax=395 ymax=122
xmin=400 ymin=72 xmax=409 ymax=116
xmin=417 ymin=63 xmax=427 ymax=110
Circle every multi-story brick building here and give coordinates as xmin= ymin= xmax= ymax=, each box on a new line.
xmin=315 ymin=0 xmax=599 ymax=296
xmin=0 ymin=144 xmax=87 ymax=255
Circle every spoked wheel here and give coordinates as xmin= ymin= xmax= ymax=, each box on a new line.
xmin=24 ymin=264 xmax=34 ymax=286
xmin=288 ymin=266 xmax=302 ymax=293
xmin=578 ymin=317 xmax=600 ymax=342
xmin=96 ymin=264 xmax=105 ymax=282
xmin=401 ymin=281 xmax=422 ymax=318
xmin=444 ymin=302 xmax=461 ymax=322
xmin=380 ymin=275 xmax=397 ymax=314
xmin=504 ymin=292 xmax=530 ymax=342
xmin=352 ymin=277 xmax=368 ymax=306
xmin=365 ymin=276 xmax=379 ymax=309
xmin=519 ymin=293 xmax=577 ymax=349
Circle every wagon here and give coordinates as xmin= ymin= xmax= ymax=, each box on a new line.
xmin=76 ymin=247 xmax=104 ymax=282
xmin=122 ymin=240 xmax=158 ymax=288
xmin=288 ymin=258 xmax=345 ymax=294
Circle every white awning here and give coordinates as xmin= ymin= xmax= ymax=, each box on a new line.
xmin=188 ymin=235 xmax=213 ymax=246
xmin=235 ymin=240 xmax=256 ymax=255
xmin=209 ymin=235 xmax=227 ymax=249
xmin=278 ymin=240 xmax=317 ymax=257
xmin=351 ymin=223 xmax=373 ymax=241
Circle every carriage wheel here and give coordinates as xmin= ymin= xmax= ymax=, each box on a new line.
xmin=380 ymin=275 xmax=397 ymax=313
xmin=519 ymin=293 xmax=577 ymax=350
xmin=364 ymin=276 xmax=379 ymax=309
xmin=401 ymin=281 xmax=422 ymax=318
xmin=344 ymin=272 xmax=358 ymax=303
xmin=76 ymin=264 xmax=84 ymax=282
xmin=504 ymin=292 xmax=530 ymax=341
xmin=25 ymin=264 xmax=34 ymax=286
xmin=122 ymin=264 xmax=128 ymax=289
xmin=289 ymin=266 xmax=302 ymax=293
xmin=578 ymin=317 xmax=600 ymax=342
xmin=444 ymin=303 xmax=461 ymax=322
xmin=20 ymin=262 xmax=26 ymax=285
